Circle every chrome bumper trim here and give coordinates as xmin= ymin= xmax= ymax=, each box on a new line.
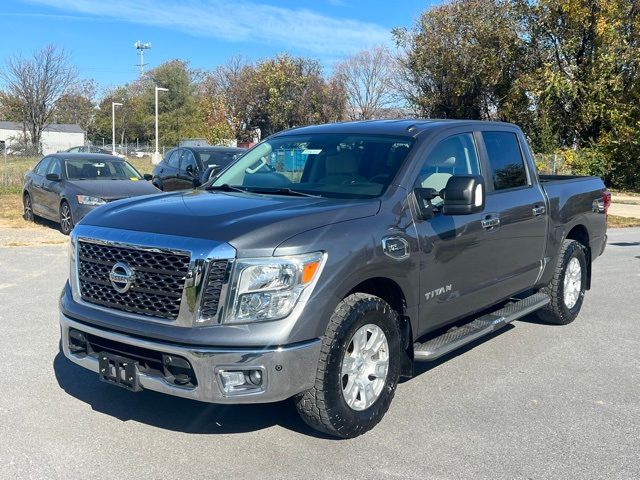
xmin=60 ymin=314 xmax=321 ymax=404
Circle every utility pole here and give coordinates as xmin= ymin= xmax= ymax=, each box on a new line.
xmin=111 ymin=102 xmax=123 ymax=155
xmin=153 ymin=86 xmax=168 ymax=164
xmin=134 ymin=41 xmax=151 ymax=77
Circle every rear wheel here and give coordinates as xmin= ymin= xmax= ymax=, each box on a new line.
xmin=294 ymin=293 xmax=401 ymax=438
xmin=536 ymin=239 xmax=587 ymax=325
xmin=59 ymin=201 xmax=74 ymax=235
xmin=23 ymin=193 xmax=34 ymax=222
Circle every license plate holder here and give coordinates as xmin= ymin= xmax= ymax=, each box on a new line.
xmin=98 ymin=352 xmax=142 ymax=392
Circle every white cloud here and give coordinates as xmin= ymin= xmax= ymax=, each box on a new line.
xmin=26 ymin=0 xmax=391 ymax=56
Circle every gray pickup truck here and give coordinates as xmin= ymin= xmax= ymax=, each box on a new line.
xmin=59 ymin=120 xmax=609 ymax=438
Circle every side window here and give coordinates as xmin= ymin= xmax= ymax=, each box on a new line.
xmin=47 ymin=159 xmax=61 ymax=177
xmin=34 ymin=158 xmax=51 ymax=176
xmin=180 ymin=150 xmax=198 ymax=174
xmin=415 ymin=133 xmax=480 ymax=204
xmin=166 ymin=149 xmax=181 ymax=168
xmin=482 ymin=131 xmax=528 ymax=190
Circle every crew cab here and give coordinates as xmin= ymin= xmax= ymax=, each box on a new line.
xmin=59 ymin=120 xmax=609 ymax=438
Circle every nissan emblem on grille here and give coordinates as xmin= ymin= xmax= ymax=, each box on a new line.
xmin=109 ymin=262 xmax=135 ymax=293
xmin=77 ymin=240 xmax=192 ymax=320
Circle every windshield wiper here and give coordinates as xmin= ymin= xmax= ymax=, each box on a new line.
xmin=206 ymin=183 xmax=248 ymax=193
xmin=250 ymin=187 xmax=322 ymax=198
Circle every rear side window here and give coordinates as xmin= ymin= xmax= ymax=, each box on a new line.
xmin=166 ymin=149 xmax=181 ymax=168
xmin=34 ymin=158 xmax=51 ymax=175
xmin=482 ymin=131 xmax=528 ymax=190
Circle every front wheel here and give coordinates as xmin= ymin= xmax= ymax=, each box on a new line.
xmin=59 ymin=201 xmax=74 ymax=235
xmin=294 ymin=293 xmax=401 ymax=438
xmin=536 ymin=239 xmax=587 ymax=325
xmin=23 ymin=193 xmax=34 ymax=222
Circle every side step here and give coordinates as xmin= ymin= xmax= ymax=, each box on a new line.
xmin=413 ymin=292 xmax=550 ymax=361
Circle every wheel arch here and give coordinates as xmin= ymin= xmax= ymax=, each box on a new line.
xmin=346 ymin=276 xmax=414 ymax=377
xmin=566 ymin=224 xmax=591 ymax=289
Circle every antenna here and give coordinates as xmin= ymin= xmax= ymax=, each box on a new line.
xmin=134 ymin=41 xmax=152 ymax=76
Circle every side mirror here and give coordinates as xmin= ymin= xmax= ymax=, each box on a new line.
xmin=143 ymin=173 xmax=153 ymax=181
xmin=202 ymin=166 xmax=218 ymax=182
xmin=442 ymin=175 xmax=485 ymax=215
xmin=46 ymin=173 xmax=61 ymax=182
xmin=185 ymin=164 xmax=196 ymax=176
xmin=413 ymin=187 xmax=440 ymax=220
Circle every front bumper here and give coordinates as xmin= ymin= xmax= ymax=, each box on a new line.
xmin=60 ymin=314 xmax=321 ymax=404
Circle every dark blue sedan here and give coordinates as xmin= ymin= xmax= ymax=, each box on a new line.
xmin=22 ymin=153 xmax=160 ymax=234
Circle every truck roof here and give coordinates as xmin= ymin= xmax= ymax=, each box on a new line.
xmin=275 ymin=119 xmax=519 ymax=138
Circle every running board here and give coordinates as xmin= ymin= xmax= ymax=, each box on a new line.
xmin=413 ymin=292 xmax=550 ymax=361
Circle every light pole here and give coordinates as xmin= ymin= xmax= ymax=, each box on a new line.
xmin=153 ymin=86 xmax=168 ymax=164
xmin=111 ymin=102 xmax=122 ymax=155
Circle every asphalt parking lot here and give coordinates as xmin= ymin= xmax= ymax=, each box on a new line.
xmin=0 ymin=228 xmax=638 ymax=480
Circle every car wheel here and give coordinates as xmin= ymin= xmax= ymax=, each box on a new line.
xmin=59 ymin=200 xmax=74 ymax=235
xmin=294 ymin=293 xmax=401 ymax=438
xmin=23 ymin=193 xmax=34 ymax=222
xmin=536 ymin=239 xmax=588 ymax=325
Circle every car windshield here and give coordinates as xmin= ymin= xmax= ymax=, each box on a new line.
xmin=198 ymin=150 xmax=242 ymax=168
xmin=64 ymin=158 xmax=142 ymax=180
xmin=210 ymin=134 xmax=414 ymax=199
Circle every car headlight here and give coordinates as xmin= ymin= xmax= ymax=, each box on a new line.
xmin=76 ymin=195 xmax=106 ymax=206
xmin=224 ymin=252 xmax=326 ymax=324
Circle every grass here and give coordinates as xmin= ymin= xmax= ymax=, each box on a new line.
xmin=0 ymin=193 xmax=27 ymax=227
xmin=608 ymin=215 xmax=640 ymax=228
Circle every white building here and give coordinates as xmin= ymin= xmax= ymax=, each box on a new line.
xmin=0 ymin=121 xmax=86 ymax=155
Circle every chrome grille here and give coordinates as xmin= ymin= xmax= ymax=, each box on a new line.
xmin=200 ymin=260 xmax=229 ymax=319
xmin=77 ymin=240 xmax=191 ymax=320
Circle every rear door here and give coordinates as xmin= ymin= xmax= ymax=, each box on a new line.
xmin=477 ymin=129 xmax=547 ymax=300
xmin=159 ymin=149 xmax=181 ymax=191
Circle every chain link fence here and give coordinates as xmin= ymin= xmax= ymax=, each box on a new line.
xmin=533 ymin=153 xmax=574 ymax=175
xmin=0 ymin=142 xmax=168 ymax=193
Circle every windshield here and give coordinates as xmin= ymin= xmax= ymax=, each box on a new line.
xmin=64 ymin=158 xmax=142 ymax=180
xmin=197 ymin=150 xmax=241 ymax=169
xmin=211 ymin=134 xmax=414 ymax=198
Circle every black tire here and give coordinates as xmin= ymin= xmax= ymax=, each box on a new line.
xmin=23 ymin=192 xmax=34 ymax=222
xmin=59 ymin=200 xmax=74 ymax=235
xmin=536 ymin=239 xmax=588 ymax=325
xmin=294 ymin=293 xmax=402 ymax=438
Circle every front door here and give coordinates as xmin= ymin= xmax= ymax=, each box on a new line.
xmin=413 ymin=132 xmax=495 ymax=335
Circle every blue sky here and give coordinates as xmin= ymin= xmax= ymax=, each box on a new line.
xmin=0 ymin=1 xmax=435 ymax=92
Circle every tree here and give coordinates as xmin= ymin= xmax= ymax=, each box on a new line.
xmin=0 ymin=45 xmax=77 ymax=151
xmin=392 ymin=0 xmax=529 ymax=122
xmin=51 ymin=79 xmax=97 ymax=132
xmin=251 ymin=54 xmax=346 ymax=137
xmin=334 ymin=46 xmax=396 ymax=120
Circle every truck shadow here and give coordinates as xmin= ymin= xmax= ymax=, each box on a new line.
xmin=52 ymin=352 xmax=333 ymax=439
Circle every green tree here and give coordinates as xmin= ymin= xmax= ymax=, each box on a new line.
xmin=393 ymin=0 xmax=530 ymax=122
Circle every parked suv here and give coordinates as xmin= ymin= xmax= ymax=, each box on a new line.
xmin=152 ymin=146 xmax=246 ymax=191
xmin=59 ymin=120 xmax=608 ymax=437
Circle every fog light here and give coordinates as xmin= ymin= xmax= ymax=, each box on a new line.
xmin=219 ymin=371 xmax=246 ymax=391
xmin=248 ymin=369 xmax=263 ymax=386
xmin=217 ymin=369 xmax=265 ymax=395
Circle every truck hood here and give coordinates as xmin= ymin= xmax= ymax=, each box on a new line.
xmin=80 ymin=189 xmax=380 ymax=255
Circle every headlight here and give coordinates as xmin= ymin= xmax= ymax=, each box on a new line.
xmin=224 ymin=252 xmax=325 ymax=324
xmin=76 ymin=195 xmax=106 ymax=206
